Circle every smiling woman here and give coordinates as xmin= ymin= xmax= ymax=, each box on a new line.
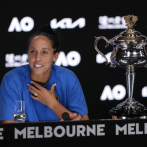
xmin=0 ymin=24 xmax=89 ymax=123
xmin=28 ymin=35 xmax=58 ymax=84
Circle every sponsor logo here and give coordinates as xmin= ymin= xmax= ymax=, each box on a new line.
xmin=5 ymin=53 xmax=28 ymax=68
xmin=98 ymin=16 xmax=127 ymax=29
xmin=8 ymin=17 xmax=34 ymax=32
xmin=50 ymin=18 xmax=85 ymax=29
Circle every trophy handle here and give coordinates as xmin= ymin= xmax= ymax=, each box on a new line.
xmin=94 ymin=36 xmax=110 ymax=65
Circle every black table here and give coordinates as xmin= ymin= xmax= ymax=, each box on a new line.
xmin=0 ymin=119 xmax=147 ymax=146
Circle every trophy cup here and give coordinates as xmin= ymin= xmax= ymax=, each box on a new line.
xmin=94 ymin=15 xmax=147 ymax=119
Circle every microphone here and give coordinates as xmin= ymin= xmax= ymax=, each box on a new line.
xmin=62 ymin=112 xmax=71 ymax=121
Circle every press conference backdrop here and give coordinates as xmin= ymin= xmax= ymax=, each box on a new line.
xmin=2 ymin=12 xmax=147 ymax=119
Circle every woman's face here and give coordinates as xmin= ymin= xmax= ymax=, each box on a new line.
xmin=28 ymin=35 xmax=58 ymax=77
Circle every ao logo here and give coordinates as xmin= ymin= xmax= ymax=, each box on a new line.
xmin=55 ymin=51 xmax=81 ymax=67
xmin=8 ymin=17 xmax=34 ymax=32
xmin=50 ymin=18 xmax=85 ymax=29
xmin=142 ymin=86 xmax=147 ymax=97
xmin=96 ymin=52 xmax=111 ymax=64
xmin=100 ymin=85 xmax=126 ymax=101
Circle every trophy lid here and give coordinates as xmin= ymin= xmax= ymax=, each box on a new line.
xmin=117 ymin=30 xmax=146 ymax=42
xmin=110 ymin=15 xmax=147 ymax=43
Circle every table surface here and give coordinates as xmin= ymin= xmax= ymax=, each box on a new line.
xmin=0 ymin=118 xmax=146 ymax=146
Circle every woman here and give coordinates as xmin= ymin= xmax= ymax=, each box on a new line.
xmin=0 ymin=25 xmax=89 ymax=123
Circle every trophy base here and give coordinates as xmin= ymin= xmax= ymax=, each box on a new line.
xmin=110 ymin=107 xmax=147 ymax=118
xmin=109 ymin=98 xmax=147 ymax=119
xmin=117 ymin=116 xmax=147 ymax=119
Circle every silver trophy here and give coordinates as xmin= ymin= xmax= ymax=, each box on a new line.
xmin=94 ymin=15 xmax=147 ymax=119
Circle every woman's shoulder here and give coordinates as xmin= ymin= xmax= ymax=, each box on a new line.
xmin=53 ymin=64 xmax=76 ymax=77
xmin=52 ymin=64 xmax=79 ymax=86
xmin=1 ymin=64 xmax=30 ymax=84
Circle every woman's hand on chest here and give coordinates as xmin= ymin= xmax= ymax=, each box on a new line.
xmin=27 ymin=81 xmax=58 ymax=108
